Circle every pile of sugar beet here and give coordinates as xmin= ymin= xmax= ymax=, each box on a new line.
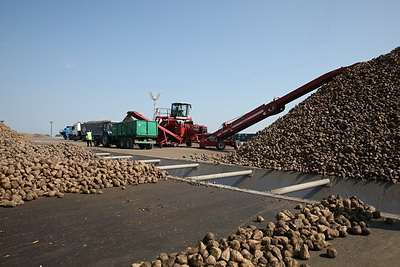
xmin=133 ymin=195 xmax=387 ymax=267
xmin=213 ymin=47 xmax=399 ymax=183
xmin=0 ymin=122 xmax=167 ymax=207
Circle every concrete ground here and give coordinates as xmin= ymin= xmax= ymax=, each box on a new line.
xmin=1 ymin=137 xmax=399 ymax=266
xmin=34 ymin=137 xmax=235 ymax=160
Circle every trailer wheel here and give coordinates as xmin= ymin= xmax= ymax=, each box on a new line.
xmin=126 ymin=139 xmax=133 ymax=149
xmin=139 ymin=144 xmax=146 ymax=149
xmin=216 ymin=141 xmax=226 ymax=150
xmin=119 ymin=139 xmax=125 ymax=149
xmin=145 ymin=144 xmax=153 ymax=150
xmin=102 ymin=133 xmax=110 ymax=147
xmin=186 ymin=142 xmax=192 ymax=147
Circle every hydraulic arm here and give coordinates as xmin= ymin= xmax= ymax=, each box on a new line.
xmin=206 ymin=64 xmax=357 ymax=143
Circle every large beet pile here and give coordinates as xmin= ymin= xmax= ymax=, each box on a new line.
xmin=222 ymin=47 xmax=400 ymax=183
xmin=0 ymin=123 xmax=167 ymax=207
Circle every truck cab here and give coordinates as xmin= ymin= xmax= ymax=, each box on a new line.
xmin=71 ymin=122 xmax=82 ymax=141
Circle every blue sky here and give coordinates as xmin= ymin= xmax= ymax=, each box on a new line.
xmin=1 ymin=0 xmax=399 ymax=135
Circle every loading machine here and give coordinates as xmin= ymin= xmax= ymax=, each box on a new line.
xmin=127 ymin=64 xmax=357 ymax=150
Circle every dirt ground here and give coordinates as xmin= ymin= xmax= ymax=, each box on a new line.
xmin=1 ymin=137 xmax=399 ymax=266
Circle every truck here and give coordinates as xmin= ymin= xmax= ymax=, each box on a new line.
xmin=69 ymin=121 xmax=112 ymax=142
xmin=100 ymin=120 xmax=157 ymax=149
xmin=234 ymin=133 xmax=256 ymax=143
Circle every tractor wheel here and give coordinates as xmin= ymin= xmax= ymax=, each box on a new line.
xmin=216 ymin=141 xmax=226 ymax=151
xmin=102 ymin=133 xmax=110 ymax=147
xmin=186 ymin=142 xmax=192 ymax=147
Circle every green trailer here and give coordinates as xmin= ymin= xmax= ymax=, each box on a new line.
xmin=100 ymin=120 xmax=158 ymax=149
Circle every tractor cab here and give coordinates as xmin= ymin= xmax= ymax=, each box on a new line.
xmin=170 ymin=103 xmax=191 ymax=119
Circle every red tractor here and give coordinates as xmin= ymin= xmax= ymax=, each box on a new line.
xmin=127 ymin=103 xmax=207 ymax=147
